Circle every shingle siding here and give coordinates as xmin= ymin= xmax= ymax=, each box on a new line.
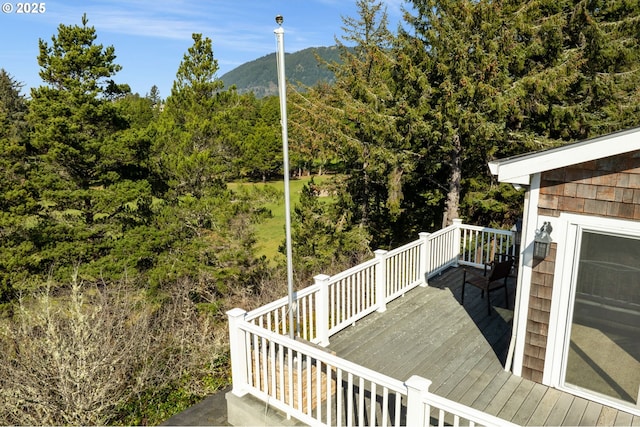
xmin=522 ymin=244 xmax=556 ymax=382
xmin=538 ymin=151 xmax=640 ymax=219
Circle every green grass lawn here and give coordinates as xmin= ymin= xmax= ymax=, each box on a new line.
xmin=228 ymin=175 xmax=333 ymax=262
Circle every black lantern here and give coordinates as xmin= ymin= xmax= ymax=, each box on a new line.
xmin=511 ymin=218 xmax=523 ymax=246
xmin=533 ymin=222 xmax=553 ymax=260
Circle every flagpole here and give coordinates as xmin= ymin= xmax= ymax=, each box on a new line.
xmin=274 ymin=15 xmax=296 ymax=339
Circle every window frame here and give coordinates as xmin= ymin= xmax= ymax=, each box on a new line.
xmin=547 ymin=213 xmax=640 ymax=415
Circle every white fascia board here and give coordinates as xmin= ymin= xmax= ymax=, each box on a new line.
xmin=488 ymin=161 xmax=531 ymax=185
xmin=489 ymin=127 xmax=640 ymax=184
xmin=488 ymin=160 xmax=500 ymax=176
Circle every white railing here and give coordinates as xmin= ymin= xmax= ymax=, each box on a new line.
xmin=228 ymin=315 xmax=408 ymax=426
xmin=229 ymin=220 xmax=517 ymax=426
xmin=458 ymin=224 xmax=517 ymax=268
xmin=228 ymin=312 xmax=518 ymax=427
xmin=424 ymin=223 xmax=461 ymax=279
xmin=383 ymin=237 xmax=425 ymax=302
xmin=406 ymin=376 xmax=519 ymax=427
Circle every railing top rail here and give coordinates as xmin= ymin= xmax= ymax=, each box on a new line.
xmin=428 ymin=223 xmax=457 ymax=238
xmin=245 ymin=284 xmax=320 ymax=321
xmin=240 ymin=320 xmax=407 ymax=394
xmin=386 ymin=238 xmax=423 ymax=257
xmin=458 ymin=223 xmax=514 ymax=235
xmin=424 ymin=392 xmax=520 ymax=427
xmin=327 ymin=257 xmax=378 ymax=284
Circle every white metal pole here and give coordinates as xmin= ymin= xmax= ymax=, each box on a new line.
xmin=274 ymin=16 xmax=296 ymax=339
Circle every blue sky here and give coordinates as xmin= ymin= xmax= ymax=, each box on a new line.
xmin=1 ymin=0 xmax=405 ymax=98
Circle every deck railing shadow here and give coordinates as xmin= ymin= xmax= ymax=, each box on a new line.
xmin=429 ymin=266 xmax=517 ymax=366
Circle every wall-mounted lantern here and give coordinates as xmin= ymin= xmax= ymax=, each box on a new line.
xmin=533 ymin=221 xmax=553 ymax=260
xmin=511 ymin=218 xmax=523 ymax=247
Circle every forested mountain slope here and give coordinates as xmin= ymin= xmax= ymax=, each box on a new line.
xmin=219 ymin=46 xmax=341 ymax=97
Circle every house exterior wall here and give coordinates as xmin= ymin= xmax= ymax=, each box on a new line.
xmin=522 ymin=244 xmax=556 ymax=383
xmin=520 ymin=150 xmax=640 ymax=382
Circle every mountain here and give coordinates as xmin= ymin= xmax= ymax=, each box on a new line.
xmin=219 ymin=46 xmax=342 ymax=98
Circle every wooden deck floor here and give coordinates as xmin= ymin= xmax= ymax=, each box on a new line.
xmin=327 ymin=267 xmax=640 ymax=426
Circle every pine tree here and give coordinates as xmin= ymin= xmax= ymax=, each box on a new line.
xmin=23 ymin=15 xmax=154 ymax=284
xmin=155 ymin=33 xmax=238 ymax=197
xmin=145 ymin=34 xmax=268 ymax=295
xmin=146 ymin=84 xmax=162 ymax=111
xmin=239 ymin=96 xmax=281 ymax=182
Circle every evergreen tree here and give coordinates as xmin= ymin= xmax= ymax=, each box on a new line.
xmin=21 ymin=15 xmax=154 ymax=284
xmin=146 ymin=34 xmax=268 ymax=296
xmin=239 ymin=96 xmax=281 ymax=182
xmin=397 ymin=0 xmax=530 ymax=228
xmin=146 ymin=84 xmax=162 ymax=107
xmin=155 ymin=33 xmax=240 ymax=196
xmin=116 ymin=93 xmax=155 ymax=129
xmin=510 ymin=0 xmax=640 ymax=140
xmin=329 ymin=0 xmax=400 ymax=237
xmin=220 ymin=91 xmax=262 ymax=180
xmin=289 ymin=83 xmax=338 ymax=176
xmin=291 ymin=0 xmax=414 ymax=248
xmin=0 ymin=70 xmax=33 ymax=301
xmin=395 ymin=0 xmax=639 ymax=228
xmin=0 ymin=70 xmax=29 ymax=208
xmin=291 ymin=179 xmax=371 ymax=277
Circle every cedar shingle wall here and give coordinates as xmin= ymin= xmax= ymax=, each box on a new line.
xmin=538 ymin=151 xmax=640 ymax=219
xmin=522 ymin=150 xmax=640 ymax=383
xmin=522 ymin=244 xmax=556 ymax=383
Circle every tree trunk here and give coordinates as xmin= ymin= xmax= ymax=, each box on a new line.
xmin=442 ymin=134 xmax=461 ymax=229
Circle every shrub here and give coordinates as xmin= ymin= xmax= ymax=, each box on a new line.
xmin=0 ymin=275 xmax=228 ymax=425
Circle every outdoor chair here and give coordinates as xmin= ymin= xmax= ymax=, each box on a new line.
xmin=461 ymin=256 xmax=514 ymax=316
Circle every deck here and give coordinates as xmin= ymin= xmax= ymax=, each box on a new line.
xmin=327 ymin=266 xmax=640 ymax=426
xmin=226 ymin=223 xmax=640 ymax=426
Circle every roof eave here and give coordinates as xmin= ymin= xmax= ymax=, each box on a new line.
xmin=488 ymin=127 xmax=640 ymax=184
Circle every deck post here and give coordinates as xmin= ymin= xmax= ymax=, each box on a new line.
xmin=406 ymin=375 xmax=432 ymax=426
xmin=314 ymin=274 xmax=331 ymax=347
xmin=452 ymin=219 xmax=463 ymax=267
xmin=419 ymin=232 xmax=431 ymax=286
xmin=227 ymin=308 xmax=249 ymax=397
xmin=374 ymin=249 xmax=388 ymax=312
